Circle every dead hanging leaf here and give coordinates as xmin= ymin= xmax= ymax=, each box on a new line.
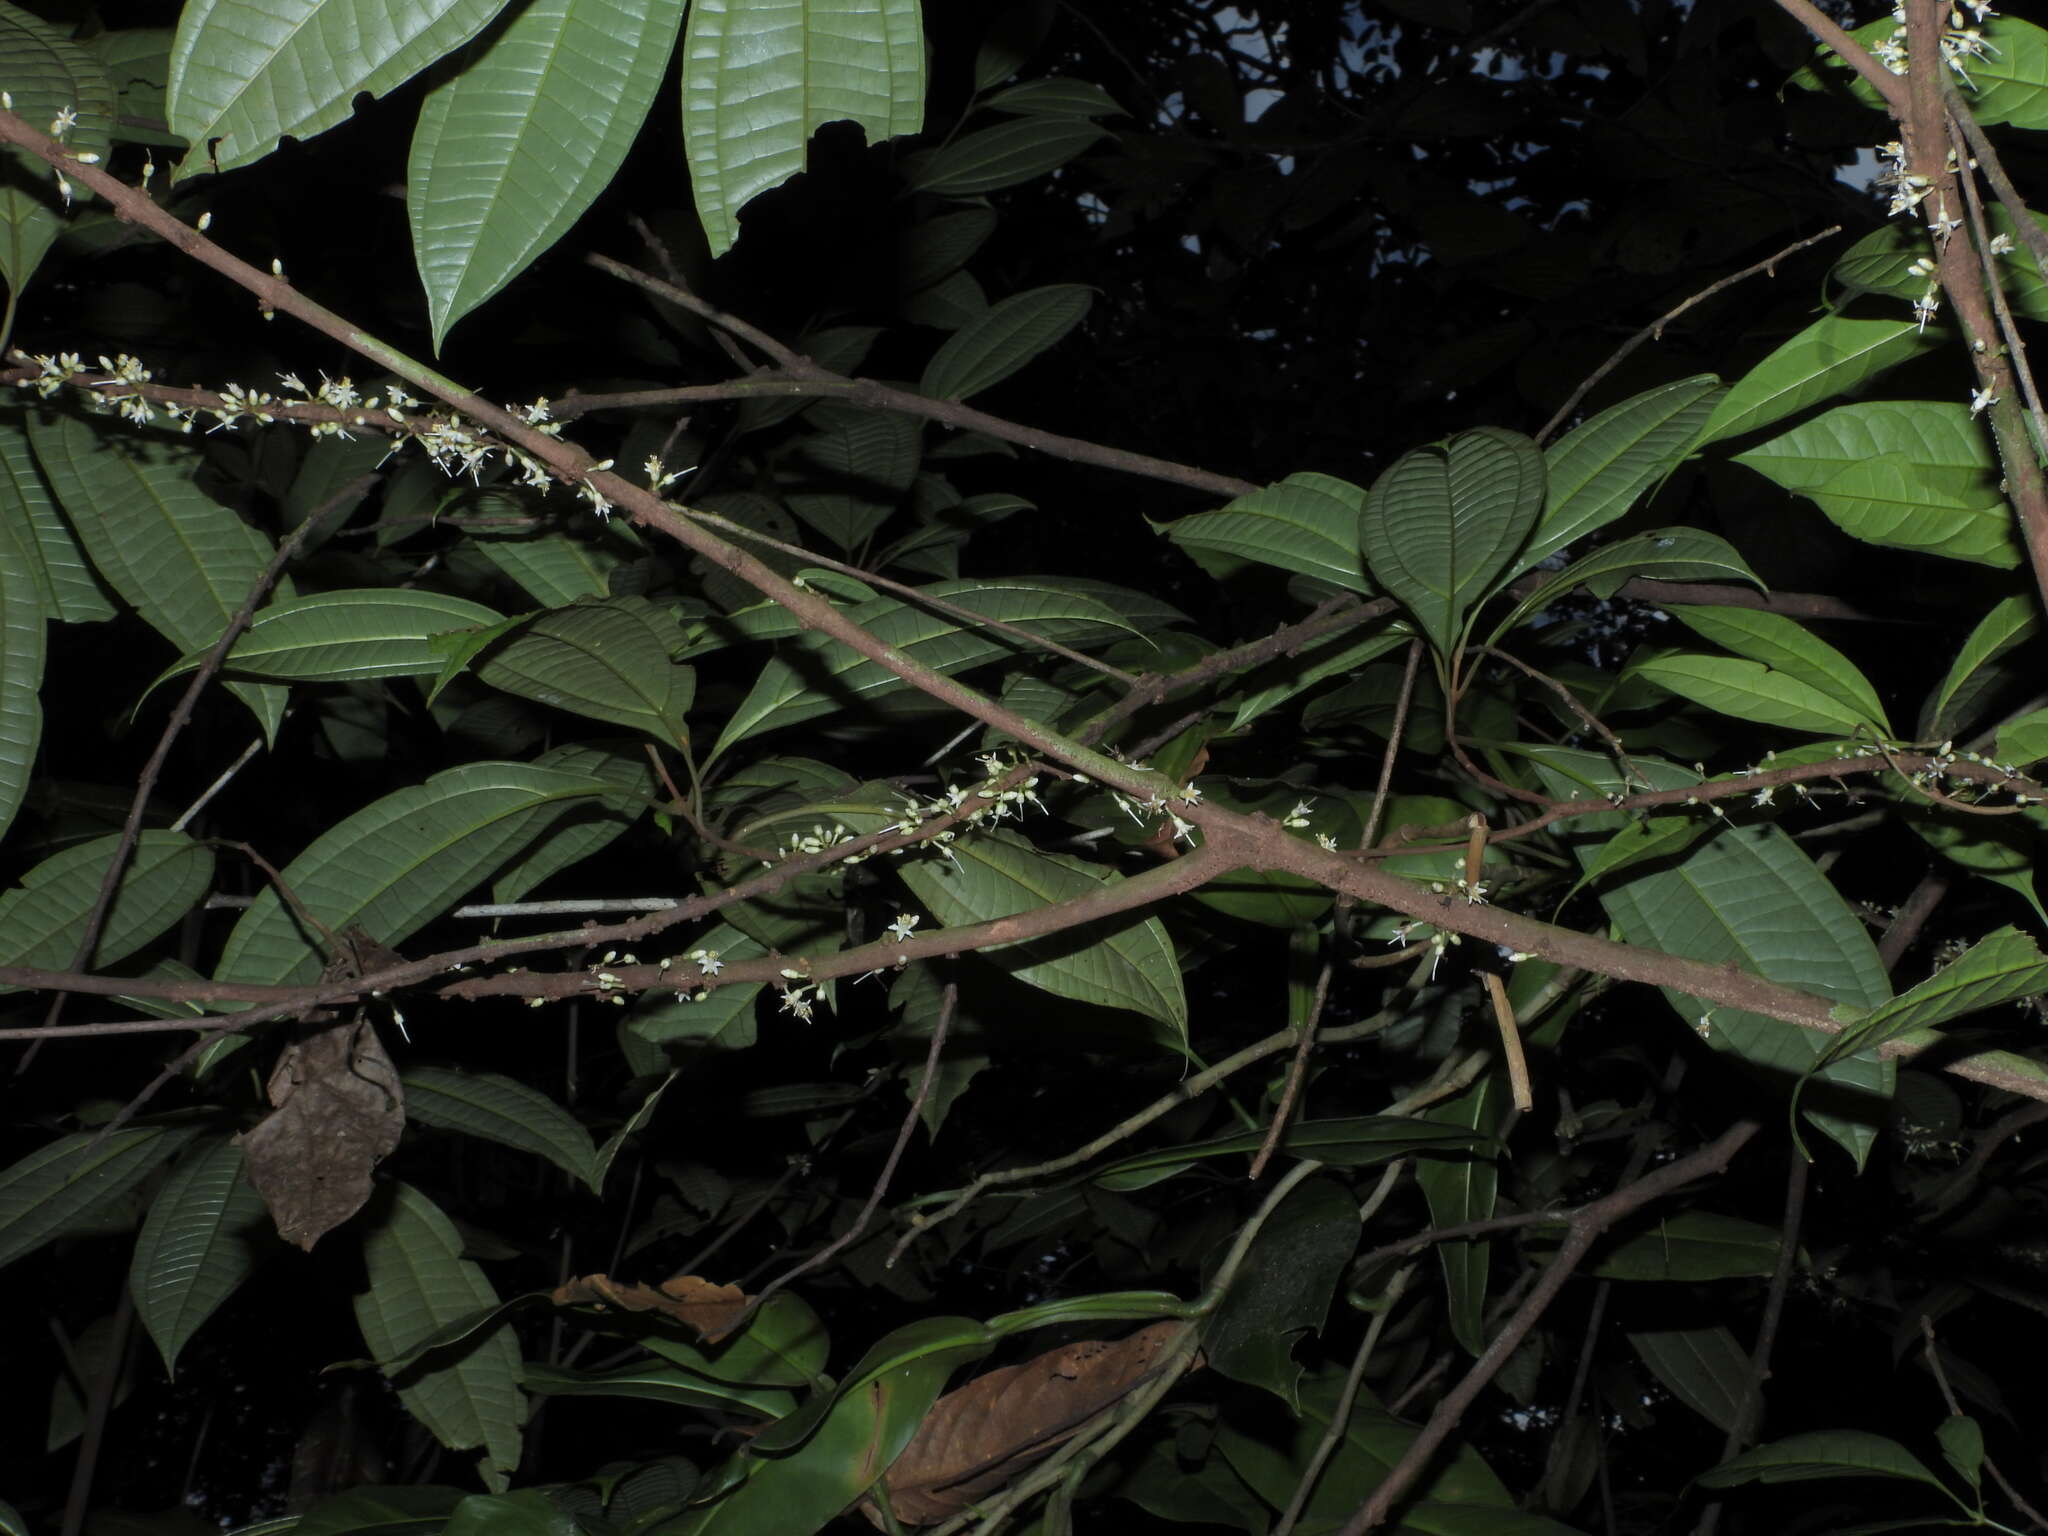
xmin=236 ymin=1015 xmax=404 ymax=1251
xmin=867 ymin=1321 xmax=1198 ymax=1527
xmin=551 ymin=1272 xmax=751 ymax=1343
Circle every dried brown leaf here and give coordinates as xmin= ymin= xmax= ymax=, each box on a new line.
xmin=871 ymin=1321 xmax=1196 ymax=1527
xmin=550 ymin=1271 xmax=751 ymax=1342
xmin=236 ymin=1016 xmax=404 ymax=1251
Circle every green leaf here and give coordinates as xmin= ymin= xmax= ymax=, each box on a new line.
xmin=476 ymin=596 xmax=694 ymax=745
xmin=292 ymin=1485 xmax=465 ymax=1535
xmin=1228 ymin=625 xmax=1410 ymax=730
xmin=163 ymin=588 xmax=504 ymax=682
xmin=785 ymin=410 xmax=920 ymax=551
xmin=166 ymin=0 xmax=516 ymax=180
xmin=644 ymin=1289 xmax=828 ymax=1387
xmin=1091 ymin=1115 xmax=1487 ymax=1192
xmin=898 ymin=208 xmax=997 ymax=294
xmin=1990 ymin=707 xmax=2048 ymax=769
xmin=1937 ymin=1415 xmax=1983 ymax=1493
xmin=1589 ymin=1212 xmax=1782 ymax=1281
xmin=28 ymin=411 xmax=288 ymax=740
xmin=0 ymin=2 xmax=115 ymax=296
xmin=901 ymin=116 xmax=1107 ymax=195
xmin=0 ymin=1123 xmax=203 ymax=1272
xmin=1699 ymin=317 xmax=1939 ymax=446
xmin=130 ymin=1136 xmax=270 ymax=1375
xmin=1791 ymin=14 xmax=2048 ymax=131
xmin=1824 ymin=927 xmax=2048 ymax=1065
xmin=0 ymin=413 xmax=115 ymax=622
xmin=1835 ymin=208 xmax=2048 ymax=321
xmin=488 ymin=740 xmax=656 ymax=903
xmin=1735 ymin=402 xmax=2017 ymax=568
xmin=1414 ymin=1076 xmax=1502 ymax=1356
xmin=982 ymin=77 xmax=1125 ymax=118
xmin=409 ymin=0 xmax=683 ymax=349
xmin=0 ymin=830 xmax=214 ymax=987
xmin=1628 ymin=1325 xmax=1752 ymax=1433
xmin=0 ymin=1498 xmax=26 ymax=1536
xmin=1167 ymin=473 xmax=1373 ymax=595
xmin=626 ymin=922 xmax=766 ymax=1051
xmin=895 ymin=829 xmax=1186 ymax=1042
xmin=1523 ymin=375 xmax=1722 ymax=571
xmin=1920 ymin=593 xmax=2037 ymax=740
xmin=680 ymin=0 xmax=924 ymax=258
xmin=712 ymin=579 xmax=1163 ymax=756
xmin=403 ymin=1067 xmax=602 ymax=1193
xmin=471 ymin=523 xmax=636 ymax=607
xmin=1624 ymin=651 xmax=1876 ymax=736
xmin=920 ymin=284 xmax=1092 ymax=401
xmin=1203 ymin=1174 xmax=1359 ymax=1409
xmin=1664 ymin=604 xmax=1889 ymax=732
xmin=353 ymin=1183 xmax=524 ymax=1491
xmin=0 ymin=493 xmax=44 ymax=843
xmin=1489 ymin=527 xmax=1761 ymax=643
xmin=1531 ymin=748 xmax=1894 ymax=1166
xmin=1696 ymin=1430 xmax=1951 ymax=1492
xmin=442 ymin=1490 xmax=573 ymax=1536
xmin=527 ymin=1356 xmax=797 ymax=1419
xmin=215 ymin=762 xmax=615 ymax=987
xmin=593 ymin=1069 xmax=674 ymax=1191
xmin=1360 ymin=427 xmax=1545 ymax=654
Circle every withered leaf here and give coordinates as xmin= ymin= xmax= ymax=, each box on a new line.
xmin=869 ymin=1321 xmax=1197 ymax=1527
xmin=237 ymin=1016 xmax=404 ymax=1251
xmin=551 ymin=1271 xmax=751 ymax=1342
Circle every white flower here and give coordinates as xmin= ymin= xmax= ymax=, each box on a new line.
xmin=885 ymin=914 xmax=919 ymax=942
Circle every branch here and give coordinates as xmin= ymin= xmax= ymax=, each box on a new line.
xmin=584 ymin=255 xmax=1259 ymax=501
xmin=1773 ymin=0 xmax=1909 ymax=116
xmin=1335 ymin=1121 xmax=1760 ymax=1534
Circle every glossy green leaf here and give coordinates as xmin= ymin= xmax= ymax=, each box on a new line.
xmin=0 ymin=2 xmax=115 ymax=295
xmin=409 ymin=0 xmax=683 ymax=348
xmin=164 ymin=588 xmax=503 ymax=682
xmin=1937 ymin=1415 xmax=1983 ymax=1493
xmin=1589 ymin=1212 xmax=1782 ymax=1281
xmin=1990 ymin=707 xmax=2048 ymax=769
xmin=353 ymin=1183 xmax=524 ymax=1491
xmin=0 ymin=1123 xmax=203 ymax=1272
xmin=897 ymin=829 xmax=1186 ymax=1041
xmin=1665 ymin=604 xmax=1888 ymax=732
xmin=680 ymin=0 xmax=924 ymax=258
xmin=901 ymin=115 xmax=1107 ymax=195
xmin=1361 ymin=426 xmax=1544 ymax=654
xmin=1092 ymin=1115 xmax=1486 ymax=1191
xmin=0 ymin=495 xmax=43 ymax=843
xmin=1920 ymin=593 xmax=2037 ymax=740
xmin=166 ymin=0 xmax=516 ymax=179
xmin=477 ymin=596 xmax=694 ymax=745
xmin=1825 ymin=927 xmax=2048 ymax=1065
xmin=1531 ymin=748 xmax=1893 ymax=1166
xmin=643 ymin=1290 xmax=829 ymax=1387
xmin=29 ymin=411 xmax=288 ymax=740
xmin=1489 ymin=527 xmax=1761 ymax=643
xmin=626 ymin=922 xmax=766 ymax=1050
xmin=712 ymin=579 xmax=1163 ymax=756
xmin=1167 ymin=473 xmax=1372 ymax=594
xmin=785 ymin=410 xmax=920 ymax=551
xmin=1905 ymin=803 xmax=2047 ymax=927
xmin=0 ymin=414 xmax=114 ymax=622
xmin=0 ymin=830 xmax=214 ymax=987
xmin=1628 ymin=1325 xmax=1751 ymax=1433
xmin=1735 ymin=402 xmax=2017 ymax=568
xmin=215 ymin=762 xmax=615 ymax=987
xmin=1523 ymin=375 xmax=1722 ymax=570
xmin=607 ymin=1458 xmax=700 ymax=1525
xmin=1414 ymin=1075 xmax=1502 ymax=1357
xmin=130 ymin=1136 xmax=270 ymax=1375
xmin=920 ymin=283 xmax=1092 ymax=400
xmin=1699 ymin=317 xmax=1938 ymax=446
xmin=1697 ymin=1430 xmax=1950 ymax=1491
xmin=1228 ymin=626 xmax=1409 ymax=730
xmin=527 ymin=1356 xmax=797 ymax=1420
xmin=1203 ymin=1175 xmax=1358 ymax=1409
xmin=403 ymin=1067 xmax=601 ymax=1192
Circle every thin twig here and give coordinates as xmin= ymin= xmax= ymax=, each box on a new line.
xmin=745 ymin=983 xmax=956 ymax=1322
xmin=1537 ymin=226 xmax=1843 ymax=444
xmin=1877 ymin=868 xmax=1951 ymax=971
xmin=1920 ymin=1318 xmax=2048 ymax=1534
xmin=1249 ymin=953 xmax=1334 ymax=1179
xmin=1335 ymin=1121 xmax=1760 ymax=1535
xmin=1771 ymin=0 xmax=1908 ymax=114
xmin=59 ymin=1277 xmax=136 ymax=1536
xmin=1274 ymin=1265 xmax=1416 ymax=1536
